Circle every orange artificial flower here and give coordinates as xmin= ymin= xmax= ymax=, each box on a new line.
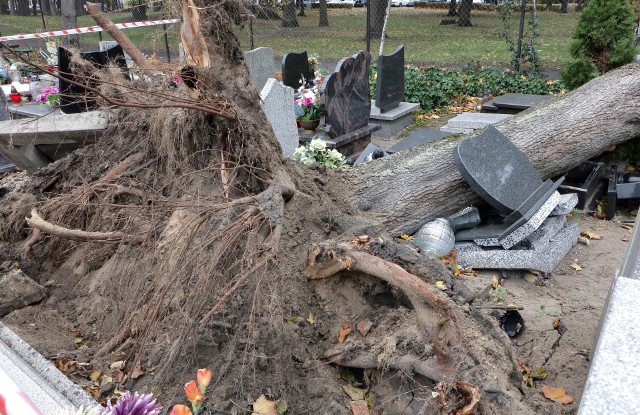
xmin=194 ymin=392 xmax=204 ymax=405
xmin=185 ymin=380 xmax=199 ymax=402
xmin=170 ymin=404 xmax=193 ymax=415
xmin=197 ymin=369 xmax=212 ymax=388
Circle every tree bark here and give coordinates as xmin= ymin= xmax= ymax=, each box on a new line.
xmin=457 ymin=0 xmax=472 ymax=26
xmin=560 ymin=0 xmax=568 ymax=13
xmin=282 ymin=0 xmax=299 ymax=27
xmin=345 ymin=63 xmax=640 ymax=235
xmin=0 ymin=0 xmax=8 ymax=14
xmin=370 ymin=0 xmax=388 ymax=38
xmin=319 ymin=0 xmax=328 ymax=26
xmin=447 ymin=0 xmax=457 ymax=16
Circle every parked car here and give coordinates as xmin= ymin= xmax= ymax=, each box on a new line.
xmin=326 ymin=0 xmax=355 ymax=5
xmin=391 ymin=0 xmax=414 ymax=5
xmin=303 ymin=0 xmax=319 ymax=6
xmin=354 ymin=0 xmax=367 ymax=6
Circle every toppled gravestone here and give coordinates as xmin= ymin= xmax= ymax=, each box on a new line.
xmin=0 ymin=269 xmax=46 ymax=317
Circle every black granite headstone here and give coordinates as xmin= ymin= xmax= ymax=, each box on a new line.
xmin=387 ymin=128 xmax=451 ymax=153
xmin=58 ymin=45 xmax=127 ymax=114
xmin=453 ymin=125 xmax=548 ymax=215
xmin=321 ymin=51 xmax=372 ymax=139
xmin=375 ymin=45 xmax=404 ymax=113
xmin=281 ymin=51 xmax=313 ymax=90
xmin=491 ymin=93 xmax=551 ymax=110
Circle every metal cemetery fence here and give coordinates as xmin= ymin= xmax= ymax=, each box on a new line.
xmin=1 ymin=0 xmax=584 ymax=69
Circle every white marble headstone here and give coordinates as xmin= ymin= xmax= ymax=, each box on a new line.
xmin=259 ymin=78 xmax=298 ymax=159
xmin=244 ymin=47 xmax=275 ymax=92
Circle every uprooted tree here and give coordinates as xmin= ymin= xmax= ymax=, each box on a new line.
xmin=2 ymin=0 xmax=640 ymax=413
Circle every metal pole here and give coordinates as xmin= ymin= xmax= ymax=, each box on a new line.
xmin=515 ymin=0 xmax=526 ymax=72
xmin=250 ymin=16 xmax=254 ymax=50
xmin=366 ymin=0 xmax=371 ymax=52
xmin=163 ymin=22 xmax=171 ymax=62
xmin=98 ymin=0 xmax=103 ymax=41
xmin=38 ymin=0 xmax=47 ymax=30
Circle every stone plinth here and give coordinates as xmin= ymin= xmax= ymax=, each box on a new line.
xmin=369 ymin=101 xmax=420 ymax=137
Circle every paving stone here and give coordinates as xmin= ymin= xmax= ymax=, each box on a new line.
xmin=446 ymin=113 xmax=512 ymax=130
xmin=388 ymin=128 xmax=452 ymax=153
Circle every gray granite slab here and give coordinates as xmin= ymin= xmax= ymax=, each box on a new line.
xmin=0 ymin=88 xmax=8 ymax=121
xmin=259 ymin=78 xmax=298 ymax=159
xmin=440 ymin=126 xmax=472 ymax=134
xmin=453 ymin=125 xmax=545 ymax=215
xmin=244 ymin=47 xmax=275 ymax=92
xmin=375 ymin=45 xmax=404 ymax=113
xmin=551 ymin=192 xmax=578 ymax=216
xmin=388 ymin=128 xmax=452 ymax=153
xmin=490 ymin=93 xmax=551 ymax=110
xmin=354 ymin=143 xmax=389 ymax=165
xmin=0 ymin=322 xmax=96 ymax=414
xmin=455 ymin=222 xmax=579 ymax=273
xmin=522 ymin=214 xmax=566 ymax=251
xmin=578 ymin=276 xmax=640 ymax=415
xmin=498 ymin=191 xmax=561 ymax=249
xmin=446 ymin=112 xmax=512 ymax=129
xmin=370 ymin=101 xmax=419 ymax=121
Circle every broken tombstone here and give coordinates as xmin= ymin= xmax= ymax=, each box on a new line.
xmin=451 ymin=126 xmax=579 ymax=274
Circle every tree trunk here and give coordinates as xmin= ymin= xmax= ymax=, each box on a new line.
xmin=297 ymin=0 xmax=305 ymax=16
xmin=447 ymin=0 xmax=457 ymax=16
xmin=16 ymin=0 xmax=29 ymax=15
xmin=457 ymin=0 xmax=472 ymax=26
xmin=0 ymin=0 xmax=9 ymax=14
xmin=370 ymin=0 xmax=388 ymax=38
xmin=282 ymin=0 xmax=299 ymax=27
xmin=319 ymin=0 xmax=328 ymax=26
xmin=345 ymin=63 xmax=640 ymax=235
xmin=131 ymin=4 xmax=147 ymax=20
xmin=560 ymin=0 xmax=568 ymax=13
xmin=41 ymin=0 xmax=51 ymax=16
xmin=62 ymin=0 xmax=78 ymax=44
xmin=75 ymin=0 xmax=85 ymax=15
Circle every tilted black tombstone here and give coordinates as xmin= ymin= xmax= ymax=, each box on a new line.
xmin=375 ymin=45 xmax=404 ymax=113
xmin=281 ymin=51 xmax=313 ymax=90
xmin=321 ymin=51 xmax=373 ymax=139
xmin=58 ymin=45 xmax=128 ymax=114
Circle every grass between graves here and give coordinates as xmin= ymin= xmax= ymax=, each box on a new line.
xmin=1 ymin=7 xmax=579 ymax=69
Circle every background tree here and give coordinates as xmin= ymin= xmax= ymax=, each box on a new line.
xmin=561 ymin=0 xmax=636 ymax=89
xmin=457 ymin=0 xmax=472 ymax=26
xmin=560 ymin=0 xmax=568 ymax=13
xmin=282 ymin=0 xmax=299 ymax=27
xmin=447 ymin=0 xmax=457 ymax=16
xmin=319 ymin=0 xmax=328 ymax=26
xmin=370 ymin=0 xmax=389 ymax=38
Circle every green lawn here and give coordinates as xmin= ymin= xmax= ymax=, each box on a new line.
xmin=1 ymin=7 xmax=579 ymax=69
xmin=241 ymin=8 xmax=579 ymax=70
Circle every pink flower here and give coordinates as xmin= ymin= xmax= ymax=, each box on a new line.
xmin=303 ymin=97 xmax=313 ymax=107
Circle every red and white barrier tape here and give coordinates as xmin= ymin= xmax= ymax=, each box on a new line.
xmin=0 ymin=18 xmax=178 ymax=43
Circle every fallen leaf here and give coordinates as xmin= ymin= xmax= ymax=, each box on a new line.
xmin=307 ymin=313 xmax=317 ymax=325
xmin=532 ymin=367 xmax=549 ymax=380
xmin=130 ymin=362 xmax=144 ymax=379
xmin=74 ymin=337 xmax=84 ymax=344
xmin=356 ymin=320 xmax=373 ymax=337
xmin=593 ymin=226 xmax=605 ymax=231
xmin=621 ymin=224 xmax=634 ymax=231
xmin=570 ymin=262 xmax=582 ymax=272
xmin=541 ymin=385 xmax=573 ymax=404
xmin=398 ymin=233 xmax=413 ymax=241
xmin=343 ymin=384 xmax=366 ymax=400
xmin=577 ymin=236 xmax=590 ymax=246
xmin=252 ymin=394 xmax=278 ymax=415
xmin=491 ymin=275 xmax=503 ymax=289
xmin=338 ymin=322 xmax=352 ymax=343
xmin=553 ymin=318 xmax=560 ymax=330
xmin=89 ymin=369 xmax=102 ymax=382
xmin=581 ymin=230 xmax=602 ymax=240
xmin=622 ymin=235 xmax=630 ymax=242
xmin=352 ymin=235 xmax=372 ymax=249
xmin=110 ymin=360 xmax=126 ymax=370
xmin=275 ymin=399 xmax=288 ymax=414
xmin=434 ymin=281 xmax=447 ymax=291
xmin=350 ymin=400 xmax=370 ymax=415
xmin=523 ymin=273 xmax=537 ymax=283
xmin=287 ymin=316 xmax=298 ymax=324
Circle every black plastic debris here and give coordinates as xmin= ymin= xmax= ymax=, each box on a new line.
xmin=500 ymin=310 xmax=525 ymax=337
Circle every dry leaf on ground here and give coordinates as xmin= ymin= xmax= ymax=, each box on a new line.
xmin=307 ymin=313 xmax=317 ymax=325
xmin=622 ymin=235 xmax=630 ymax=242
xmin=553 ymin=318 xmax=560 ymax=330
xmin=434 ymin=281 xmax=447 ymax=291
xmin=352 ymin=235 xmax=372 ymax=249
xmin=252 ymin=394 xmax=277 ymax=415
xmin=350 ymin=400 xmax=370 ymax=415
xmin=338 ymin=322 xmax=351 ymax=343
xmin=356 ymin=320 xmax=373 ymax=337
xmin=523 ymin=273 xmax=537 ymax=283
xmin=570 ymin=262 xmax=582 ymax=271
xmin=130 ymin=362 xmax=144 ymax=379
xmin=541 ymin=386 xmax=573 ymax=404
xmin=343 ymin=384 xmax=366 ymax=401
xmin=581 ymin=230 xmax=602 ymax=240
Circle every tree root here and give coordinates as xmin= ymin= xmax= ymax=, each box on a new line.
xmin=304 ymin=241 xmax=461 ymax=361
xmin=25 ymin=209 xmax=146 ymax=244
xmin=323 ymin=348 xmax=449 ymax=382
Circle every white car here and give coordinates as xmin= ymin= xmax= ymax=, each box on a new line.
xmin=391 ymin=0 xmax=414 ymax=6
xmin=327 ymin=0 xmax=355 ymax=5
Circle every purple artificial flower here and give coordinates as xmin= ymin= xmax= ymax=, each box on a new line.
xmin=101 ymin=391 xmax=162 ymax=415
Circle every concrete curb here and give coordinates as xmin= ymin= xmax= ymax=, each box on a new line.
xmin=0 ymin=322 xmax=96 ymax=414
